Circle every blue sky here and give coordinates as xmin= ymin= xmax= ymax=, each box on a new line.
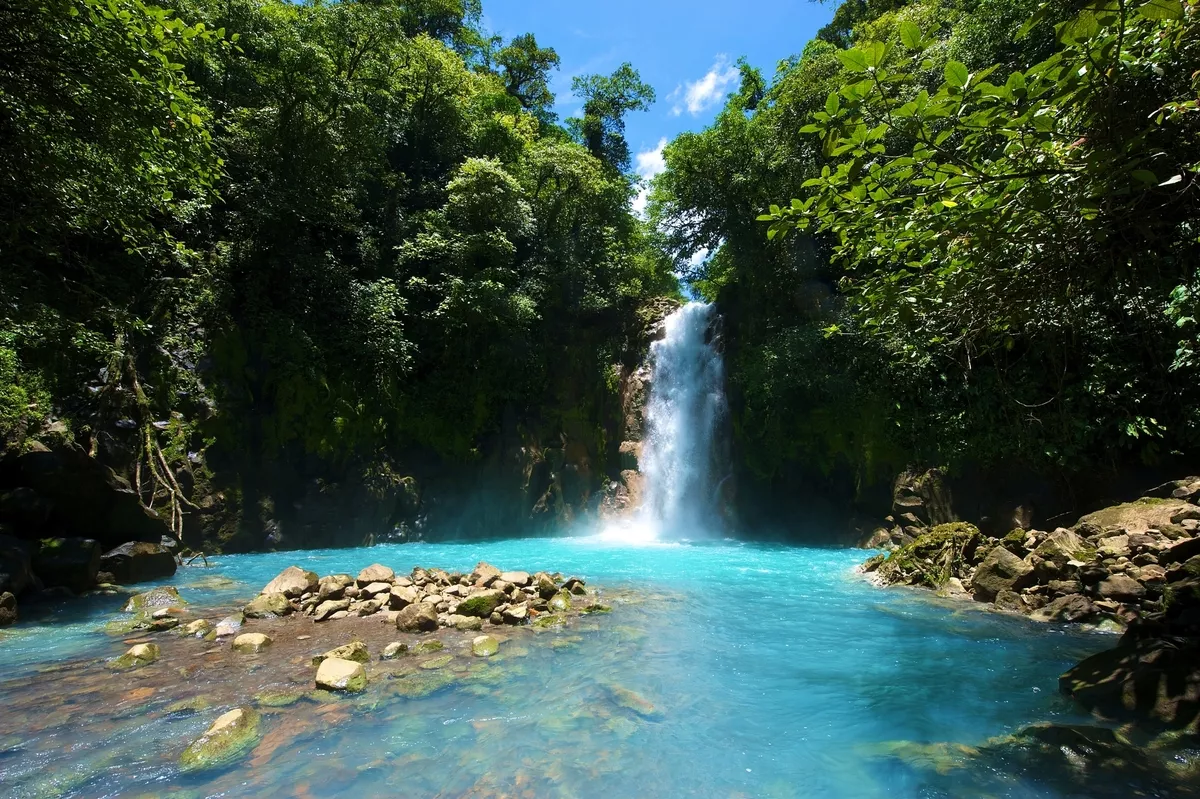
xmin=481 ymin=1 xmax=836 ymax=209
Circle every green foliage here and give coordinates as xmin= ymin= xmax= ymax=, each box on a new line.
xmin=569 ymin=64 xmax=656 ymax=172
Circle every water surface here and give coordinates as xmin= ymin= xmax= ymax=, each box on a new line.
xmin=0 ymin=537 xmax=1113 ymax=798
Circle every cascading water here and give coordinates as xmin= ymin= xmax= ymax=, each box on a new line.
xmin=637 ymin=301 xmax=728 ymax=537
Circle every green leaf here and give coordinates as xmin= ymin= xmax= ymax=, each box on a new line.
xmin=837 ymin=48 xmax=871 ymax=73
xmin=863 ymin=41 xmax=891 ymax=69
xmin=1060 ymin=11 xmax=1100 ymax=43
xmin=825 ymin=93 xmax=840 ymax=115
xmin=1136 ymin=0 xmax=1184 ymax=19
xmin=900 ymin=21 xmax=923 ymax=50
xmin=944 ymin=61 xmax=969 ymax=88
xmin=1132 ymin=170 xmax=1157 ymax=184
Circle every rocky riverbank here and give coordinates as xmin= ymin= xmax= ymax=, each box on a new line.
xmin=861 ymin=479 xmax=1200 ymax=735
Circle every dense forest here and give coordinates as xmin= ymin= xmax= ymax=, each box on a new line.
xmin=2 ymin=0 xmax=1198 ymax=550
xmin=1 ymin=0 xmax=678 ymax=549
xmin=650 ymin=0 xmax=1200 ymax=528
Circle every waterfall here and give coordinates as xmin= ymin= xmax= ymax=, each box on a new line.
xmin=638 ymin=302 xmax=728 ymax=537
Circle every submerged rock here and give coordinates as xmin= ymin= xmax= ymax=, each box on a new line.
xmin=232 ymin=633 xmax=272 ymax=653
xmin=381 ymin=642 xmax=408 ymax=660
xmin=213 ymin=612 xmax=244 ymax=637
xmin=604 ymin=683 xmax=662 ymax=720
xmin=471 ymin=635 xmax=499 ymax=657
xmin=315 ymin=657 xmax=367 ymax=692
xmin=179 ymin=619 xmax=215 ymax=638
xmin=1060 ymin=638 xmax=1200 ymax=730
xmin=179 ymin=707 xmax=262 ymax=772
xmin=549 ymin=591 xmax=572 ymax=612
xmin=311 ymin=641 xmax=369 ymax=666
xmin=110 ymin=642 xmax=159 ymax=670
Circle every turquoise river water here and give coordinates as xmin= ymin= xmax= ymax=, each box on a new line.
xmin=0 ymin=536 xmax=1124 ymax=798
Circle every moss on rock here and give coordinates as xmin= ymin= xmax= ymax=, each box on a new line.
xmin=876 ymin=522 xmax=982 ymax=589
xmin=179 ymin=708 xmax=261 ymax=772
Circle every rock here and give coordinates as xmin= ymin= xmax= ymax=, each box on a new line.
xmin=315 ymin=657 xmax=367 ymax=692
xmin=993 ymin=589 xmax=1026 ymax=613
xmin=457 ymin=589 xmax=506 ymax=618
xmin=604 ymin=683 xmax=662 ymax=720
xmin=471 ymin=635 xmax=499 ymax=657
xmin=98 ymin=541 xmax=176 ymax=584
xmin=180 ymin=619 xmax=214 ymax=637
xmin=213 ymin=613 xmax=244 ymax=637
xmin=261 ymin=566 xmax=318 ymax=598
xmin=179 ymin=707 xmax=262 ymax=772
xmin=1031 ymin=594 xmax=1097 ymax=623
xmin=355 ymin=599 xmax=381 ymax=616
xmin=971 ymin=546 xmax=1034 ymax=601
xmin=447 ymin=614 xmax=483 ymax=631
xmin=861 ymin=554 xmax=886 ymax=573
xmin=149 ymin=616 xmax=180 ymax=631
xmin=499 ymin=571 xmax=531 ymax=587
xmin=470 ymin=561 xmax=501 ymax=586
xmin=329 ymin=610 xmax=350 ymax=620
xmin=1162 ymin=536 xmax=1200 ymax=565
xmin=1096 ymin=573 xmax=1146 ymax=601
xmin=877 ymin=523 xmax=982 ymax=589
xmin=124 ymin=586 xmax=186 ymax=612
xmin=110 ymin=642 xmax=159 ymax=670
xmin=232 ymin=633 xmax=272 ymax=653
xmin=243 ymin=592 xmax=293 ymax=619
xmin=313 ymin=599 xmax=350 ymax=621
xmin=1132 ymin=564 xmax=1167 ymax=584
xmin=389 ymin=584 xmax=419 ymax=609
xmin=0 ymin=592 xmax=15 ymax=627
xmin=362 ymin=581 xmax=391 ymax=596
xmin=1034 ymin=529 xmax=1093 ymax=565
xmin=534 ymin=572 xmax=558 ymax=599
xmin=0 ymin=535 xmax=33 ymax=596
xmin=563 ymin=576 xmax=587 ymax=595
xmin=33 ymin=537 xmax=101 ymax=593
xmin=356 ymin=564 xmax=394 ymax=586
xmin=312 ymin=641 xmax=368 ymax=666
xmin=382 ymin=642 xmax=408 ymax=659
xmin=395 ymin=603 xmax=438 ymax=632
xmin=502 ymin=604 xmax=529 ymax=624
xmin=549 ymin=591 xmax=572 ymax=612
xmin=317 ymin=575 xmax=348 ymax=600
xmin=489 ymin=610 xmax=503 ymax=625
xmin=1097 ymin=535 xmax=1131 ymax=558
xmin=1061 ymin=638 xmax=1200 ymax=730
xmin=532 ymin=613 xmax=566 ymax=630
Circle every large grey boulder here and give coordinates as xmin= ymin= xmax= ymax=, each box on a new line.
xmin=260 ymin=566 xmax=317 ymax=598
xmin=971 ymin=546 xmax=1034 ymax=601
xmin=313 ymin=599 xmax=350 ymax=621
xmin=33 ymin=537 xmax=101 ymax=593
xmin=1096 ymin=574 xmax=1146 ymax=601
xmin=244 ymin=592 xmax=293 ymax=619
xmin=457 ymin=589 xmax=506 ymax=618
xmin=395 ymin=603 xmax=438 ymax=632
xmin=98 ymin=541 xmax=176 ymax=584
xmin=1031 ymin=594 xmax=1097 ymax=623
xmin=356 ymin=564 xmax=393 ymax=586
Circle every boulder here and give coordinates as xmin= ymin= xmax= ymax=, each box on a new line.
xmin=1031 ymin=594 xmax=1097 ymax=623
xmin=0 ymin=591 xmax=15 ymax=627
xmin=549 ymin=591 xmax=572 ymax=612
xmin=179 ymin=707 xmax=262 ymax=772
xmin=98 ymin=541 xmax=176 ymax=584
xmin=312 ymin=641 xmax=369 ymax=666
xmin=502 ymin=604 xmax=528 ymax=625
xmin=389 ymin=584 xmax=419 ymax=609
xmin=395 ymin=603 xmax=438 ymax=632
xmin=213 ymin=613 xmax=244 ymax=637
xmin=355 ymin=599 xmax=382 ymax=616
xmin=110 ymin=642 xmax=159 ymax=670
xmin=261 ymin=566 xmax=317 ymax=598
xmin=1096 ymin=574 xmax=1146 ymax=601
xmin=447 ymin=614 xmax=484 ymax=631
xmin=317 ymin=575 xmax=349 ymax=600
xmin=1033 ymin=529 xmax=1093 ymax=565
xmin=33 ymin=537 xmax=101 ymax=593
xmin=1060 ymin=638 xmax=1200 ymax=730
xmin=471 ymin=635 xmax=499 ymax=657
xmin=1097 ymin=535 xmax=1131 ymax=558
xmin=315 ymin=657 xmax=366 ymax=692
xmin=243 ymin=592 xmax=293 ymax=619
xmin=1161 ymin=536 xmax=1200 ymax=566
xmin=876 ymin=523 xmax=982 ymax=589
xmin=232 ymin=633 xmax=272 ymax=653
xmin=356 ymin=564 xmax=394 ymax=586
xmin=313 ymin=599 xmax=350 ymax=621
xmin=470 ymin=561 xmax=501 ymax=586
xmin=362 ymin=581 xmax=391 ymax=596
xmin=499 ymin=571 xmax=531 ymax=587
xmin=563 ymin=576 xmax=587 ymax=595
xmin=971 ymin=546 xmax=1034 ymax=601
xmin=124 ymin=585 xmax=186 ymax=612
xmin=180 ymin=619 xmax=214 ymax=637
xmin=456 ymin=589 xmax=506 ymax=618
xmin=381 ymin=642 xmax=408 ymax=659
xmin=0 ymin=534 xmax=33 ymax=596
xmin=534 ymin=572 xmax=558 ymax=599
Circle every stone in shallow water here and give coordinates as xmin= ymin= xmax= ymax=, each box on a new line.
xmin=472 ymin=635 xmax=499 ymax=657
xmin=123 ymin=586 xmax=186 ymax=613
xmin=255 ymin=690 xmax=306 ymax=707
xmin=312 ymin=641 xmax=369 ymax=666
xmin=165 ymin=696 xmax=212 ymax=716
xmin=232 ymin=633 xmax=272 ymax=653
xmin=604 ymin=683 xmax=662 ymax=720
xmin=549 ymin=591 xmax=572 ymax=612
xmin=581 ymin=603 xmax=612 ymax=615
xmin=412 ymin=640 xmax=444 ymax=654
xmin=179 ymin=707 xmax=262 ymax=772
xmin=419 ymin=654 xmax=454 ymax=670
xmin=109 ymin=642 xmax=159 ymax=670
xmin=244 ymin=592 xmax=293 ymax=618
xmin=213 ymin=612 xmax=244 ymax=637
xmin=179 ymin=619 xmax=215 ymax=638
xmin=316 ymin=657 xmax=367 ymax=692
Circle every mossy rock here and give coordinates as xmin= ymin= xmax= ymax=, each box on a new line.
xmin=471 ymin=635 xmax=499 ymax=657
xmin=418 ymin=654 xmax=454 ymax=670
xmin=876 ymin=523 xmax=981 ymax=589
xmin=412 ymin=640 xmax=444 ymax=654
xmin=123 ymin=587 xmax=186 ymax=613
xmin=109 ymin=643 xmax=159 ymax=670
xmin=391 ymin=668 xmax=458 ymax=699
xmin=549 ymin=591 xmax=572 ymax=612
xmin=1075 ymin=498 xmax=1190 ymax=535
xmin=581 ymin=603 xmax=612 ymax=614
xmin=179 ymin=708 xmax=262 ymax=772
xmin=1000 ymin=529 xmax=1028 ymax=555
xmin=532 ymin=613 xmax=566 ymax=630
xmin=165 ymin=696 xmax=213 ymax=716
xmin=104 ymin=614 xmax=153 ymax=636
xmin=254 ymin=690 xmax=306 ymax=708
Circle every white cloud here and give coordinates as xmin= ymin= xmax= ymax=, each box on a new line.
xmin=632 ymin=138 xmax=668 ymax=217
xmin=669 ymin=56 xmax=739 ymax=117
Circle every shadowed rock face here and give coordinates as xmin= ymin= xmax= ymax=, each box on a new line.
xmin=98 ymin=541 xmax=176 ymax=585
xmin=1060 ymin=638 xmax=1200 ymax=731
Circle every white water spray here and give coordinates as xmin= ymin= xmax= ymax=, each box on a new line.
xmin=637 ymin=302 xmax=728 ymax=538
